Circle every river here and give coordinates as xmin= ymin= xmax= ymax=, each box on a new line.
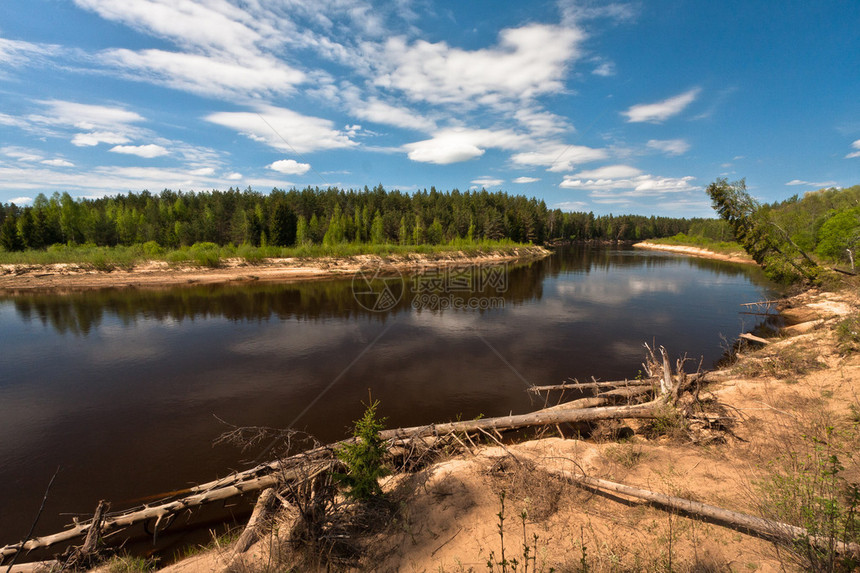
xmin=0 ymin=245 xmax=776 ymax=553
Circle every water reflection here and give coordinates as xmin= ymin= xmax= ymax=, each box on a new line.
xmin=3 ymin=246 xmax=765 ymax=335
xmin=0 ymin=246 xmax=776 ymax=549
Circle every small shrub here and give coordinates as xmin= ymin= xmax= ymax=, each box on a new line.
xmin=836 ymin=315 xmax=860 ymax=355
xmin=335 ymin=400 xmax=390 ymax=500
xmin=188 ymin=242 xmax=222 ymax=268
xmin=142 ymin=240 xmax=164 ymax=258
xmin=757 ymin=428 xmax=860 ymax=572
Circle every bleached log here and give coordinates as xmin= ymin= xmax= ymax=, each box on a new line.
xmin=521 ymin=454 xmax=860 ymax=557
xmin=739 ymin=333 xmax=770 ymax=345
xmin=528 ymin=380 xmax=652 ymax=393
xmin=383 ymin=399 xmax=664 ymax=440
xmin=540 ymin=386 xmax=655 ymax=412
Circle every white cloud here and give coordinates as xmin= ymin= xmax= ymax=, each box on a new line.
xmin=513 ymin=176 xmax=540 ymax=183
xmin=35 ymin=99 xmax=144 ymax=131
xmin=510 ymin=143 xmax=607 ymax=172
xmin=100 ymin=48 xmax=305 ymax=99
xmin=622 ymin=88 xmax=701 ymax=123
xmin=786 ymin=179 xmax=838 ymax=187
xmin=189 ymin=167 xmax=215 ymax=176
xmin=344 ymin=90 xmax=436 ymax=132
xmin=560 ymin=173 xmax=697 ymax=194
xmin=376 ymin=24 xmax=584 ymax=107
xmin=109 ymin=144 xmax=169 ymax=158
xmin=575 ymin=164 xmax=642 ymax=179
xmin=592 ymin=61 xmax=615 ymax=77
xmin=268 ymin=159 xmax=311 ymax=175
xmin=848 ymin=139 xmax=860 ymax=159
xmin=553 ymin=200 xmax=588 ymax=211
xmin=41 ymin=159 xmax=75 ymax=167
xmin=205 ymin=106 xmax=357 ymax=154
xmin=404 ymin=127 xmax=529 ymax=164
xmin=8 ymin=196 xmax=33 ymax=205
xmin=2 ymin=147 xmax=43 ymax=162
xmin=0 ymin=37 xmax=60 ymax=67
xmin=646 ymin=138 xmax=690 ymax=156
xmin=513 ymin=108 xmax=572 ymax=137
xmin=471 ymin=177 xmax=504 ymax=188
xmin=72 ymin=131 xmax=132 ymax=147
xmin=226 ymin=172 xmax=243 ymax=180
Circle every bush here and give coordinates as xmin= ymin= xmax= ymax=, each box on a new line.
xmin=334 ymin=400 xmax=390 ymax=500
xmin=188 ymin=242 xmax=221 ymax=268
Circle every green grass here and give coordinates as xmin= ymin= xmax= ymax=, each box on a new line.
xmin=0 ymin=239 xmax=537 ymax=269
xmin=645 ymin=233 xmax=746 ymax=256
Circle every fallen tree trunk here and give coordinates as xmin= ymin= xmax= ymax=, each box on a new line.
xmin=519 ymin=453 xmax=860 ymax=557
xmin=540 ymin=386 xmax=655 ymax=412
xmin=529 ymin=380 xmax=652 ymax=393
xmin=382 ymin=399 xmax=664 ymax=440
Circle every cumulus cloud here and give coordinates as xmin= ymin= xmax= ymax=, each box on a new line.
xmin=404 ymin=128 xmax=528 ymax=164
xmin=513 ymin=176 xmax=540 ymax=183
xmin=376 ymin=24 xmax=584 ymax=107
xmin=205 ymin=106 xmax=357 ymax=154
xmin=109 ymin=144 xmax=169 ymax=158
xmin=622 ymin=88 xmax=701 ymax=123
xmin=9 ymin=196 xmax=33 ymax=205
xmin=647 ymin=138 xmax=690 ymax=156
xmin=268 ymin=159 xmax=311 ymax=175
xmin=189 ymin=167 xmax=215 ymax=176
xmin=226 ymin=172 xmax=242 ymax=180
xmin=848 ymin=139 xmax=860 ymax=159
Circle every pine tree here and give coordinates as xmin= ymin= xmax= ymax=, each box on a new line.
xmin=0 ymin=215 xmax=24 ymax=251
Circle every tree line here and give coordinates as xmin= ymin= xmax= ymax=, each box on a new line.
xmin=0 ymin=186 xmax=700 ymax=252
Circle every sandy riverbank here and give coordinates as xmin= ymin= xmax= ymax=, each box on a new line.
xmin=0 ymin=246 xmax=551 ymax=295
xmin=634 ymin=241 xmax=756 ymax=265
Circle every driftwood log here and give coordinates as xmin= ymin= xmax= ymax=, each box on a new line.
xmin=516 ymin=452 xmax=860 ymax=557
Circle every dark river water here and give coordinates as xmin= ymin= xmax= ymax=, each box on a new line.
xmin=0 ymin=246 xmax=776 ymax=552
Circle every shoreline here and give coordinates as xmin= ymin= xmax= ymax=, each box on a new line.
xmin=0 ymin=246 xmax=551 ymax=295
xmin=633 ymin=240 xmax=756 ymax=265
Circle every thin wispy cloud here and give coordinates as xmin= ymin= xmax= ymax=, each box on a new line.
xmin=622 ymin=88 xmax=701 ymax=123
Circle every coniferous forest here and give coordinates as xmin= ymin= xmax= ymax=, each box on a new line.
xmin=0 ymin=186 xmax=699 ymax=253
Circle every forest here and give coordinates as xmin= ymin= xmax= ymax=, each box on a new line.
xmin=0 ymin=186 xmax=698 ymax=252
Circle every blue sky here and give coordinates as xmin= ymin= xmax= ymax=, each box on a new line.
xmin=0 ymin=0 xmax=858 ymax=217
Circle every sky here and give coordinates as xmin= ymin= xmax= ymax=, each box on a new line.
xmin=0 ymin=0 xmax=858 ymax=217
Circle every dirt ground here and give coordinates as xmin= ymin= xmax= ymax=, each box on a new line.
xmin=0 ymin=247 xmax=550 ymax=294
xmin=145 ymin=284 xmax=860 ymax=572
